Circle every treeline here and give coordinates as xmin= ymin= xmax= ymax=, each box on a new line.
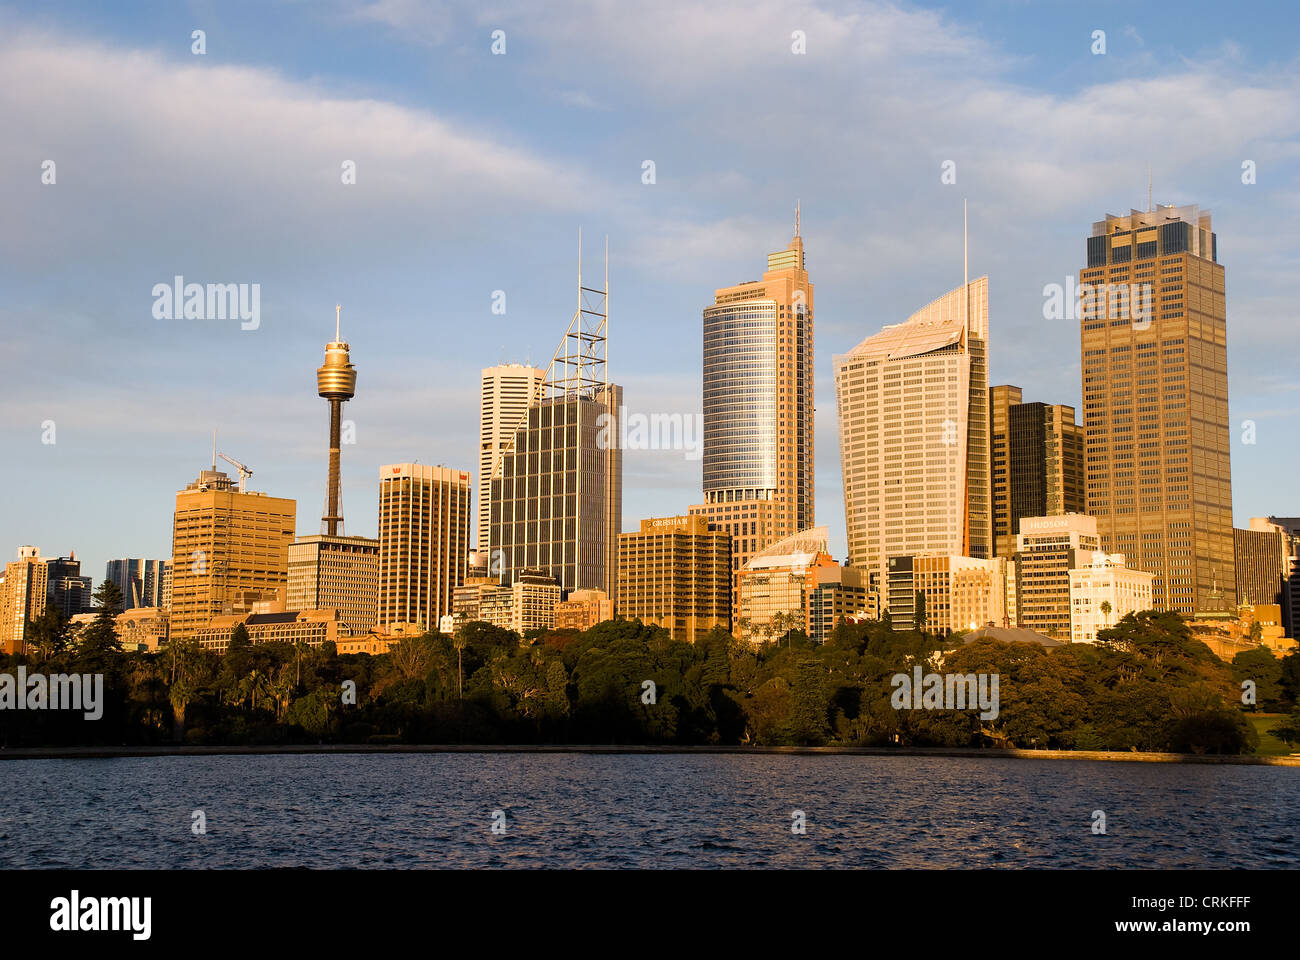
xmin=4 ymin=580 xmax=1299 ymax=754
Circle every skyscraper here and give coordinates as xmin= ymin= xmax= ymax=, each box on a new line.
xmin=690 ymin=214 xmax=814 ymax=580
xmin=489 ymin=240 xmax=622 ymax=599
xmin=168 ymin=465 xmax=297 ymax=641
xmin=479 ymin=363 xmax=545 ymax=552
xmin=990 ymin=385 xmax=1085 ymax=558
xmin=105 ymin=558 xmax=168 ymax=608
xmin=0 ymin=546 xmax=47 ymax=654
xmin=617 ymin=515 xmax=732 ymax=643
xmin=376 ymin=463 xmax=471 ymax=633
xmin=1079 ymin=203 xmax=1233 ymax=614
xmin=834 ymin=274 xmax=991 ymax=601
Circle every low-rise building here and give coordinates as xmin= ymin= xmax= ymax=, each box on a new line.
xmin=555 ymin=588 xmax=613 ymax=632
xmin=192 ymin=608 xmax=351 ymax=653
xmin=1068 ymin=552 xmax=1154 ymax=643
xmin=735 ymin=528 xmax=833 ymax=645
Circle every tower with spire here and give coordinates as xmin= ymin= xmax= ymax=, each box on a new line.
xmin=317 ymin=305 xmax=356 ymax=535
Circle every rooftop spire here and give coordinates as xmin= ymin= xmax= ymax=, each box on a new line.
xmin=794 ymin=199 xmax=800 ymax=238
xmin=335 ymin=303 xmax=341 ymax=341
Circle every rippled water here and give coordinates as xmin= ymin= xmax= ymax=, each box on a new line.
xmin=0 ymin=753 xmax=1295 ymax=868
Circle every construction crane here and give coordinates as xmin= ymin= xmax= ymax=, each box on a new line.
xmin=218 ymin=452 xmax=253 ymax=493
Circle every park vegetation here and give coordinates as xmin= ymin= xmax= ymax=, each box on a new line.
xmin=4 ymin=579 xmax=1299 ymax=755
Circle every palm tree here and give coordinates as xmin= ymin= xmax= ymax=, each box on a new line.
xmin=452 ymin=634 xmax=468 ymax=699
xmin=1100 ymin=600 xmax=1112 ymax=629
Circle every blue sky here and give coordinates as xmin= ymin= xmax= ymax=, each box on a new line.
xmin=2 ymin=0 xmax=1298 ymax=582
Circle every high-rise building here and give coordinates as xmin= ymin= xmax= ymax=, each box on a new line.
xmin=479 ymin=363 xmax=546 ymax=552
xmin=835 ymin=275 xmax=991 ymax=601
xmin=617 ymin=515 xmax=731 ymax=643
xmin=1266 ymin=517 xmax=1300 ymax=642
xmin=287 ymin=535 xmax=379 ymax=638
xmin=105 ymin=558 xmax=168 ymax=609
xmin=0 ymin=546 xmax=48 ymax=654
xmin=1069 ymin=551 xmax=1155 ymax=643
xmin=1014 ymin=514 xmax=1101 ymax=639
xmin=489 ymin=244 xmax=622 ymax=600
xmin=990 ymin=385 xmax=1085 ymax=558
xmin=1233 ymin=520 xmax=1288 ymax=609
xmin=734 ymin=527 xmax=832 ymax=646
xmin=1079 ymin=203 xmax=1233 ymax=614
xmin=376 ymin=463 xmax=471 ymax=634
xmin=44 ymin=555 xmax=92 ymax=617
xmin=317 ymin=305 xmax=357 ymax=537
xmin=689 ymin=216 xmax=814 ymax=583
xmin=168 ymin=466 xmax=297 ymax=642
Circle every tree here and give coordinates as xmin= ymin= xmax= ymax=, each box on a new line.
xmin=1099 ymin=600 xmax=1112 ymax=628
xmin=27 ymin=605 xmax=71 ymax=661
xmin=914 ymin=591 xmax=928 ymax=635
xmin=78 ymin=580 xmax=125 ymax=662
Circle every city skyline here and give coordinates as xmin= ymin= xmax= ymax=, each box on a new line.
xmin=4 ymin=1 xmax=1299 ymax=583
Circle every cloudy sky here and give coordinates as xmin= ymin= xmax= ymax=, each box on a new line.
xmin=2 ymin=0 xmax=1298 ymax=581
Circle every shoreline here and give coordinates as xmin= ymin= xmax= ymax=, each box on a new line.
xmin=0 ymin=743 xmax=1297 ymax=765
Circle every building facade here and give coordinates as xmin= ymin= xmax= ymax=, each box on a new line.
xmin=376 ymin=463 xmax=471 ymax=635
xmin=1014 ymin=514 xmax=1102 ymax=640
xmin=734 ymin=527 xmax=832 ymax=646
xmin=288 ymin=534 xmax=379 ymax=638
xmin=807 ymin=564 xmax=872 ymax=643
xmin=105 ymin=558 xmax=168 ymax=609
xmin=1068 ymin=551 xmax=1155 ymax=643
xmin=1080 ymin=203 xmax=1233 ymax=615
xmin=689 ymin=220 xmax=814 ymax=584
xmin=1234 ymin=520 xmax=1289 ymax=609
xmin=193 ymin=607 xmax=350 ymax=653
xmin=835 ymin=276 xmax=991 ymax=600
xmin=885 ymin=554 xmax=1007 ymax=634
xmin=0 ymin=546 xmax=48 ymax=654
xmin=617 ymin=515 xmax=731 ymax=643
xmin=168 ymin=467 xmax=297 ymax=642
xmin=554 ymin=588 xmax=614 ymax=632
xmin=479 ymin=363 xmax=546 ymax=552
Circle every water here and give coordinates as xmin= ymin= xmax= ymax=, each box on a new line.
xmin=0 ymin=753 xmax=1295 ymax=868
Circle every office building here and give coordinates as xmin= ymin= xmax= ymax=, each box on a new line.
xmin=489 ymin=248 xmax=622 ymax=599
xmin=376 ymin=463 xmax=471 ymax=635
xmin=555 ymin=588 xmax=614 ymax=632
xmin=735 ymin=527 xmax=832 ymax=646
xmin=0 ymin=546 xmax=48 ymax=655
xmin=1014 ymin=513 xmax=1101 ymax=639
xmin=618 ymin=515 xmax=731 ymax=643
xmin=1080 ymin=203 xmax=1233 ymax=614
xmin=807 ymin=564 xmax=872 ymax=643
xmin=1068 ymin=551 xmax=1155 ymax=643
xmin=1233 ymin=520 xmax=1289 ymax=608
xmin=690 ymin=214 xmax=815 ymax=582
xmin=1266 ymin=517 xmax=1300 ymax=642
xmin=168 ymin=465 xmax=297 ymax=642
xmin=288 ymin=534 xmax=379 ymax=638
xmin=990 ymin=385 xmax=1084 ymax=558
xmin=835 ymin=274 xmax=991 ymax=599
xmin=884 ymin=555 xmax=1007 ymax=634
xmin=44 ymin=555 xmax=92 ymax=617
xmin=194 ymin=607 xmax=350 ymax=654
xmin=105 ymin=558 xmax=168 ymax=609
xmin=479 ymin=363 xmax=546 ymax=552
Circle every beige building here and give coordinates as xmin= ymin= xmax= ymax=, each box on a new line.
xmin=168 ymin=467 xmax=296 ymax=642
xmin=376 ymin=463 xmax=471 ymax=634
xmin=618 ymin=515 xmax=731 ymax=643
xmin=1068 ymin=551 xmax=1155 ymax=643
xmin=735 ymin=527 xmax=833 ymax=646
xmin=835 ymin=276 xmax=991 ymax=603
xmin=555 ymin=588 xmax=614 ymax=632
xmin=0 ymin=546 xmax=48 ymax=654
xmin=807 ymin=564 xmax=872 ymax=643
xmin=885 ymin=554 xmax=1008 ymax=634
xmin=479 ymin=363 xmax=546 ymax=552
xmin=690 ymin=219 xmax=814 ymax=587
xmin=193 ymin=607 xmax=350 ymax=654
xmin=1234 ymin=519 xmax=1290 ymax=608
xmin=1015 ymin=514 xmax=1101 ymax=640
xmin=288 ymin=534 xmax=379 ymax=638
xmin=990 ymin=385 xmax=1085 ymax=558
xmin=1080 ymin=203 xmax=1233 ymax=615
xmin=117 ymin=607 xmax=169 ymax=652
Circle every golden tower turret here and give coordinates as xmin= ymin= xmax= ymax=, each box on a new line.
xmin=318 ymin=305 xmax=355 ymax=535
